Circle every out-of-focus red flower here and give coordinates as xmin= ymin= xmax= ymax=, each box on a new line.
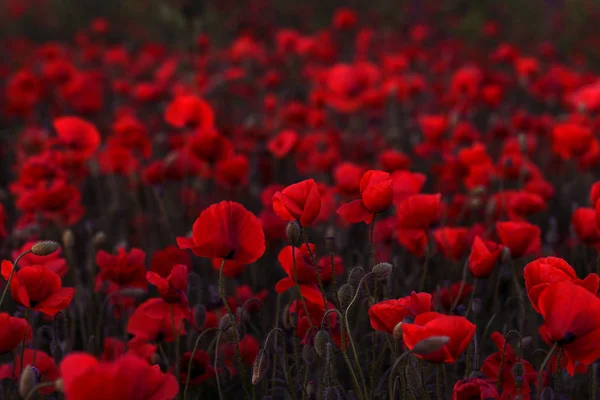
xmin=369 ymin=292 xmax=432 ymax=335
xmin=214 ymin=154 xmax=249 ymax=189
xmin=571 ymin=207 xmax=600 ymax=245
xmin=268 ymin=129 xmax=298 ymax=159
xmin=179 ymin=350 xmax=216 ymax=385
xmin=289 ymin=299 xmax=340 ymax=346
xmin=496 ymin=221 xmax=541 ymax=258
xmin=508 ymin=191 xmax=546 ymax=220
xmin=337 ymin=170 xmax=393 ymax=224
xmin=150 ymin=246 xmax=191 ymax=278
xmin=53 ymin=116 xmax=101 ymax=160
xmin=272 ymin=179 xmax=321 ymax=227
xmin=324 ymin=63 xmax=379 ymax=113
xmin=537 ymin=281 xmax=600 ymax=375
xmin=164 ymin=95 xmax=214 ymax=131
xmin=396 ymin=228 xmax=429 ymax=257
xmin=177 ymin=202 xmax=266 ymax=277
xmin=432 ymin=227 xmax=470 ymax=261
xmin=468 ymin=236 xmax=502 ymax=278
xmin=5 ymin=69 xmax=41 ymax=117
xmin=397 ymin=194 xmax=442 ymax=230
xmin=95 ymin=248 xmax=147 ymax=291
xmin=127 ymin=298 xmax=188 ymax=345
xmin=1 ymin=261 xmax=74 ymax=316
xmin=524 ymin=257 xmax=599 ymax=313
xmin=379 ymin=149 xmax=411 ymax=172
xmin=276 ymin=243 xmax=325 ymax=305
xmin=552 ymin=122 xmax=594 ymax=160
xmin=222 ymin=334 xmax=260 ymax=376
xmin=0 ymin=313 xmax=31 ymax=354
xmin=402 ymin=312 xmax=475 ymax=363
xmin=452 ymin=377 xmax=499 ymax=400
xmin=147 ymin=264 xmax=188 ymax=305
xmin=332 ymin=8 xmax=358 ymax=30
xmin=418 ymin=114 xmax=448 ymax=143
xmin=391 ymin=171 xmax=426 ymax=206
xmin=60 ymin=353 xmax=178 ymax=400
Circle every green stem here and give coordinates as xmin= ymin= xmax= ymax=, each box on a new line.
xmin=183 ymin=328 xmax=219 ymax=400
xmin=388 ymin=351 xmax=412 ymax=400
xmin=0 ymin=251 xmax=31 ymax=309
xmin=24 ymin=381 xmax=57 ymax=400
xmin=170 ymin=305 xmax=181 ymax=400
xmin=302 ymin=229 xmax=328 ymax=309
xmin=214 ymin=332 xmax=224 ymax=400
xmin=418 ymin=240 xmax=431 ymax=292
xmin=537 ymin=343 xmax=558 ymax=399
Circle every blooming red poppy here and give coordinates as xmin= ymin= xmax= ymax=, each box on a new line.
xmin=432 ymin=227 xmax=470 ymax=261
xmin=214 ymin=154 xmax=249 ymax=189
xmin=391 ymin=171 xmax=426 ymax=205
xmin=481 ymin=332 xmax=537 ymax=398
xmin=402 ymin=312 xmax=475 ymax=363
xmin=337 ymin=170 xmax=393 ymax=224
xmin=289 ymin=299 xmax=341 ymax=346
xmin=179 ymin=349 xmax=216 ymax=385
xmin=53 ymin=116 xmax=101 ymax=159
xmin=164 ymin=95 xmax=214 ymax=131
xmin=495 ymin=221 xmax=541 ymax=258
xmin=275 ymin=243 xmax=325 ymax=305
xmin=397 ymin=193 xmax=442 ymax=230
xmin=368 ymin=292 xmax=432 ymax=335
xmin=451 ymin=377 xmax=499 ymax=400
xmin=1 ymin=261 xmax=74 ymax=316
xmin=146 ymin=264 xmax=188 ymax=305
xmin=334 ymin=162 xmax=364 ymax=198
xmin=60 ymin=353 xmax=178 ymax=400
xmin=537 ymin=281 xmax=600 ymax=375
xmin=0 ymin=313 xmax=31 ymax=354
xmin=150 ymin=246 xmax=191 ymax=278
xmin=13 ymin=240 xmax=68 ymax=277
xmin=508 ymin=191 xmax=546 ymax=220
xmin=396 ymin=228 xmax=429 ymax=257
xmin=418 ymin=114 xmax=448 ymax=143
xmin=572 ymin=207 xmax=600 ymax=245
xmin=95 ymin=248 xmax=147 ymax=291
xmin=268 ymin=129 xmax=298 ymax=159
xmin=552 ymin=122 xmax=593 ymax=159
xmin=468 ymin=236 xmax=503 ymax=278
xmin=177 ymin=201 xmax=266 ymax=269
xmin=98 ymin=145 xmax=139 ymax=175
xmin=524 ymin=257 xmax=599 ymax=313
xmin=272 ymin=179 xmax=322 ymax=227
xmin=127 ymin=298 xmax=188 ymax=345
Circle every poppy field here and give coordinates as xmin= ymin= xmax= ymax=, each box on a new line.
xmin=2 ymin=1 xmax=600 ymax=399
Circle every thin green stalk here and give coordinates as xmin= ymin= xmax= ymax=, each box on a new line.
xmin=183 ymin=328 xmax=219 ymax=400
xmin=0 ymin=251 xmax=31 ymax=309
xmin=451 ymin=257 xmax=470 ymax=313
xmin=302 ymin=229 xmax=328 ymax=309
xmin=418 ymin=239 xmax=431 ymax=292
xmin=388 ymin=350 xmax=412 ymax=400
xmin=170 ymin=305 xmax=181 ymax=400
xmin=214 ymin=332 xmax=224 ymax=400
xmin=537 ymin=343 xmax=558 ymax=399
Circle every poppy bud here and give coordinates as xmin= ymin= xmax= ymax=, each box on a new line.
xmin=411 ymin=336 xmax=450 ymax=356
xmin=62 ymin=230 xmax=75 ymax=248
xmin=337 ymin=284 xmax=354 ymax=310
xmin=251 ymin=349 xmax=269 ymax=385
xmin=393 ymin=322 xmax=403 ymax=343
xmin=18 ymin=365 xmax=39 ymax=398
xmin=302 ymin=344 xmax=317 ymax=365
xmin=517 ymin=133 xmax=527 ymax=154
xmin=372 ymin=262 xmax=393 ymax=280
xmin=286 ymin=221 xmax=301 ymax=245
xmin=30 ymin=241 xmax=60 ymax=256
xmin=512 ymin=362 xmax=524 ymax=378
xmin=54 ymin=378 xmax=64 ymax=392
xmin=313 ymin=330 xmax=330 ymax=358
xmin=282 ymin=304 xmax=293 ymax=330
xmin=514 ymin=375 xmax=524 ymax=389
xmin=323 ymin=387 xmax=343 ymax=400
xmin=325 ymin=235 xmax=336 ymax=253
xmin=470 ymin=298 xmax=482 ymax=315
xmin=306 ymin=381 xmax=317 ymax=397
xmin=219 ymin=315 xmax=236 ymax=341
xmin=500 ymin=246 xmax=511 ymax=263
xmin=521 ymin=336 xmax=532 ymax=348
xmin=93 ymin=231 xmax=107 ymax=246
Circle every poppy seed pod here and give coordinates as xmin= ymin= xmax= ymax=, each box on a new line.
xmin=251 ymin=349 xmax=269 ymax=385
xmin=18 ymin=365 xmax=39 ymax=398
xmin=30 ymin=240 xmax=60 ymax=256
xmin=313 ymin=330 xmax=330 ymax=358
xmin=62 ymin=230 xmax=75 ymax=248
xmin=393 ymin=322 xmax=403 ymax=342
xmin=337 ymin=284 xmax=354 ymax=310
xmin=286 ymin=221 xmax=301 ymax=245
xmin=372 ymin=262 xmax=393 ymax=280
xmin=411 ymin=335 xmax=450 ymax=356
xmin=302 ymin=344 xmax=317 ymax=365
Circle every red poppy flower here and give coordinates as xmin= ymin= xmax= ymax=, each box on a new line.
xmin=177 ymin=201 xmax=266 ymax=269
xmin=397 ymin=194 xmax=442 ymax=230
xmin=272 ymin=179 xmax=322 ymax=227
xmin=127 ymin=298 xmax=188 ymax=345
xmin=432 ymin=227 xmax=470 ymax=261
xmin=60 ymin=353 xmax=178 ymax=400
xmin=334 ymin=162 xmax=364 ymax=198
xmin=508 ymin=191 xmax=546 ymax=220
xmin=537 ymin=281 xmax=600 ymax=375
xmin=332 ymin=7 xmax=358 ymax=30
xmin=434 ymin=282 xmax=473 ymax=311
xmin=150 ymin=246 xmax=191 ymax=278
xmin=552 ymin=122 xmax=594 ymax=160
xmin=214 ymin=154 xmax=249 ymax=189
xmin=369 ymin=292 xmax=432 ymax=335
xmin=452 ymin=377 xmax=499 ymax=400
xmin=95 ymin=248 xmax=147 ymax=291
xmin=276 ymin=243 xmax=324 ymax=305
xmin=524 ymin=257 xmax=599 ymax=313
xmin=13 ymin=240 xmax=68 ymax=278
xmin=1 ymin=261 xmax=74 ymax=316
xmin=0 ymin=313 xmax=31 ymax=354
xmin=396 ymin=228 xmax=429 ymax=257
xmin=289 ymin=299 xmax=340 ymax=346
xmin=468 ymin=236 xmax=502 ymax=278
xmin=147 ymin=264 xmax=188 ymax=305
xmin=418 ymin=114 xmax=448 ymax=143
xmin=391 ymin=171 xmax=426 ymax=205
xmin=379 ymin=149 xmax=411 ymax=172
xmin=496 ymin=221 xmax=541 ymax=258
xmin=179 ymin=349 xmax=216 ymax=385
xmin=53 ymin=116 xmax=101 ymax=159
xmin=316 ymin=255 xmax=344 ymax=282
xmin=164 ymin=95 xmax=214 ymax=131
xmin=268 ymin=129 xmax=298 ymax=159
xmin=481 ymin=332 xmax=537 ymax=398
xmin=572 ymin=207 xmax=600 ymax=245
xmin=402 ymin=312 xmax=475 ymax=363
xmin=222 ymin=334 xmax=260 ymax=376
xmin=337 ymin=170 xmax=393 ymax=224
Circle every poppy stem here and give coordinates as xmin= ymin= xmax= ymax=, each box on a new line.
xmin=591 ymin=362 xmax=598 ymax=400
xmin=387 ymin=350 xmax=412 ymax=400
xmin=0 ymin=250 xmax=31 ymax=310
xmin=554 ymin=349 xmax=562 ymax=396
xmin=183 ymin=328 xmax=219 ymax=400
xmin=436 ymin=364 xmax=443 ymax=400
xmin=451 ymin=256 xmax=470 ymax=313
xmin=418 ymin=239 xmax=431 ymax=292
xmin=24 ymin=381 xmax=57 ymax=400
xmin=510 ymin=259 xmax=527 ymax=333
xmin=464 ymin=278 xmax=478 ymax=319
xmin=302 ymin=229 xmax=328 ymax=309
xmin=329 ymin=251 xmax=339 ymax=309
xmin=218 ymin=259 xmax=251 ymax=400
xmin=291 ymin=245 xmax=315 ymax=329
xmin=537 ymin=343 xmax=558 ymax=399
xmin=170 ymin=305 xmax=182 ymax=399
xmin=369 ymin=214 xmax=377 ymax=268
xmin=214 ymin=331 xmax=224 ymax=400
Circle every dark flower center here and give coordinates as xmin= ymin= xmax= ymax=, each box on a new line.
xmin=225 ymin=249 xmax=236 ymax=260
xmin=557 ymin=332 xmax=576 ymax=346
xmin=189 ymin=360 xmax=206 ymax=379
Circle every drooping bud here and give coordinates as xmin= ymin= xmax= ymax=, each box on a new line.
xmin=305 ymin=381 xmax=317 ymax=397
xmin=282 ymin=304 xmax=293 ymax=330
xmin=30 ymin=241 xmax=60 ymax=256
xmin=392 ymin=322 xmax=403 ymax=343
xmin=219 ymin=315 xmax=236 ymax=341
xmin=372 ymin=262 xmax=393 ymax=280
xmin=251 ymin=349 xmax=269 ymax=385
xmin=18 ymin=365 xmax=39 ymax=398
xmin=302 ymin=344 xmax=317 ymax=365
xmin=313 ymin=330 xmax=330 ymax=358
xmin=54 ymin=378 xmax=64 ymax=392
xmin=62 ymin=230 xmax=75 ymax=248
xmin=93 ymin=231 xmax=107 ymax=246
xmin=323 ymin=386 xmax=343 ymax=400
xmin=337 ymin=284 xmax=354 ymax=310
xmin=411 ymin=336 xmax=450 ymax=356
xmin=286 ymin=221 xmax=301 ymax=245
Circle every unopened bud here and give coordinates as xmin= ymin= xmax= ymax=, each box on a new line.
xmin=325 ymin=236 xmax=335 ymax=253
xmin=219 ymin=315 xmax=236 ymax=341
xmin=302 ymin=344 xmax=317 ymax=365
xmin=500 ymin=246 xmax=511 ymax=263
xmin=286 ymin=222 xmax=301 ymax=245
xmin=30 ymin=241 xmax=60 ymax=256
xmin=306 ymin=381 xmax=317 ymax=397
xmin=62 ymin=230 xmax=75 ymax=248
xmin=54 ymin=378 xmax=64 ymax=392
xmin=372 ymin=262 xmax=393 ymax=280
xmin=411 ymin=336 xmax=450 ymax=356
xmin=313 ymin=330 xmax=330 ymax=358
xmin=251 ymin=349 xmax=269 ymax=385
xmin=19 ymin=365 xmax=39 ymax=398
xmin=471 ymin=298 xmax=482 ymax=315
xmin=93 ymin=232 xmax=107 ymax=246
xmin=337 ymin=284 xmax=354 ymax=310
xmin=393 ymin=322 xmax=403 ymax=342
xmin=323 ymin=387 xmax=343 ymax=400
xmin=512 ymin=362 xmax=524 ymax=378
xmin=282 ymin=305 xmax=293 ymax=330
